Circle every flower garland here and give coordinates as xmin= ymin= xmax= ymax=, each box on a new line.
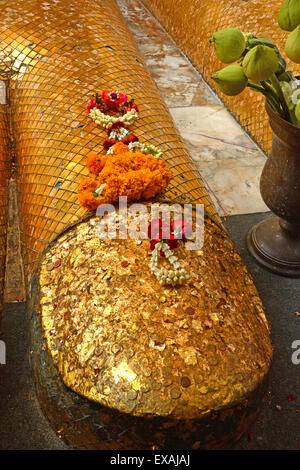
xmin=78 ymin=89 xmax=191 ymax=286
xmin=78 ymin=142 xmax=172 ymax=210
xmin=89 ymin=107 xmax=139 ymax=129
xmin=103 ymin=122 xmax=139 ymax=152
xmin=128 ymin=141 xmax=163 ymax=159
xmin=148 ymin=219 xmax=191 ymax=286
xmin=87 ymin=90 xmax=164 ymax=159
xmin=87 ymin=90 xmax=139 ymax=130
xmin=150 ymin=241 xmax=190 ymax=285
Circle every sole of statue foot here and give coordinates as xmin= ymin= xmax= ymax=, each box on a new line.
xmin=31 ymin=208 xmax=272 ymax=450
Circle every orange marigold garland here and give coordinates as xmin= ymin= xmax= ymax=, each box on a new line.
xmin=78 ymin=142 xmax=172 ymax=210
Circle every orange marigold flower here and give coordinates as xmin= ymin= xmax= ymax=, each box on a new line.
xmin=102 ymin=176 xmax=122 ymax=203
xmin=118 ymin=170 xmax=146 ymax=200
xmin=142 ymin=170 xmax=169 ymax=199
xmin=78 ymin=177 xmax=98 ymax=193
xmin=77 ymin=177 xmax=101 ymax=211
xmin=78 ymin=148 xmax=173 ymax=211
xmin=112 ymin=141 xmax=130 ymax=155
xmin=86 ymin=152 xmax=107 ymax=175
xmin=78 ymin=192 xmax=102 ymax=212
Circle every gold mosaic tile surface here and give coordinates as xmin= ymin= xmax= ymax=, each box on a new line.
xmin=0 ymin=0 xmax=219 ymax=286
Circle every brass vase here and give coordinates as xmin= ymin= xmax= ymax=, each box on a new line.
xmin=247 ymin=102 xmax=300 ymax=277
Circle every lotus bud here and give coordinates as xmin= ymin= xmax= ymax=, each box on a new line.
xmin=278 ymin=0 xmax=300 ymax=32
xmin=285 ymin=25 xmax=300 ymax=63
xmin=209 ymin=28 xmax=245 ymax=63
xmin=211 ymin=65 xmax=248 ymax=96
xmin=295 ymin=100 xmax=300 ymax=120
xmin=278 ymin=71 xmax=294 ymax=82
xmin=242 ymin=45 xmax=279 ymax=81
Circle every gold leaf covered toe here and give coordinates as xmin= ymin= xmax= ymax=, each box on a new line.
xmin=39 ymin=208 xmax=272 ymax=421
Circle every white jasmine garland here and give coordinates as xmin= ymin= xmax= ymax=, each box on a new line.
xmin=150 ymin=241 xmax=190 ymax=286
xmin=89 ymin=107 xmax=139 ymax=129
xmin=106 ymin=140 xmax=164 ymax=158
xmin=108 ymin=127 xmax=129 ymax=140
xmin=129 ymin=141 xmax=163 ymax=159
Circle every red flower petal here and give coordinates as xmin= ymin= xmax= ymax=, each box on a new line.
xmin=103 ymin=139 xmax=115 ymax=150
xmin=148 ymin=219 xmax=162 ymax=238
xmin=107 ymin=121 xmax=126 ymax=136
xmin=172 ymin=219 xmax=184 ymax=230
xmin=172 ymin=219 xmax=193 ymax=239
xmin=167 ymin=235 xmax=178 ymax=249
xmin=150 ymin=238 xmax=161 ymax=251
xmin=129 ymin=134 xmax=139 ymax=143
xmin=122 ymin=102 xmax=139 ymax=114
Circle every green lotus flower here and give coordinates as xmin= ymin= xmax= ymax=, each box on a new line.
xmin=209 ymin=28 xmax=245 ymax=63
xmin=211 ymin=65 xmax=248 ymax=96
xmin=242 ymin=45 xmax=279 ymax=81
xmin=285 ymin=25 xmax=300 ymax=63
xmin=278 ymin=0 xmax=300 ymax=32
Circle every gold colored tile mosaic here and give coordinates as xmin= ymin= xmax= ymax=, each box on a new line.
xmin=0 ymin=0 xmax=220 ymax=288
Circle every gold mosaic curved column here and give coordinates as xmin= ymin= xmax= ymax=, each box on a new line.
xmin=0 ymin=0 xmax=272 ymax=449
xmin=143 ymin=0 xmax=300 ymax=154
xmin=0 ymin=0 xmax=218 ymax=283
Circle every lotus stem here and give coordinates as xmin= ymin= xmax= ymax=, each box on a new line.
xmin=261 ymin=81 xmax=283 ymax=108
xmin=270 ymin=73 xmax=295 ymax=123
xmin=247 ymin=82 xmax=285 ymax=117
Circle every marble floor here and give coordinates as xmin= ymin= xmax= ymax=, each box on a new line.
xmin=117 ymin=0 xmax=269 ymax=216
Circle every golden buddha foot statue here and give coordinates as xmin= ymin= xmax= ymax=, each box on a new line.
xmin=0 ymin=0 xmax=272 ymax=449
